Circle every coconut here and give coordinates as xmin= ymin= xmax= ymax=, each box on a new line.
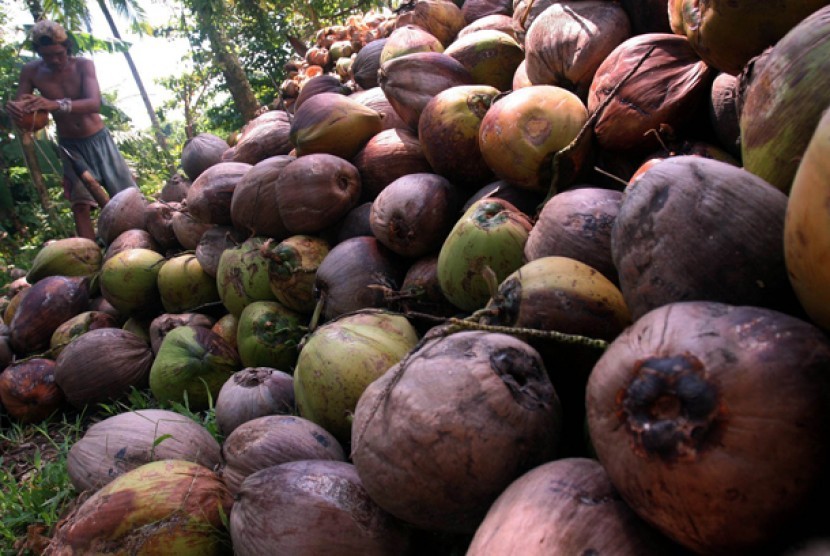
xmin=220 ymin=415 xmax=346 ymax=494
xmin=103 ymin=229 xmax=161 ymax=263
xmin=314 ymin=236 xmax=405 ymax=322
xmin=739 ymin=6 xmax=830 ymax=194
xmin=3 ymin=286 xmax=29 ymax=327
xmin=380 ymin=24 xmax=445 ymax=64
xmin=215 ymin=368 xmax=295 ymax=436
xmin=524 ymin=1 xmax=631 ymax=100
xmin=55 ymin=328 xmax=154 ymax=409
xmin=395 ymin=0 xmax=466 ymax=46
xmin=388 ymin=255 xmax=456 ymax=321
xmin=216 ymin=237 xmax=276 ymax=317
xmin=26 ymin=237 xmax=101 ymax=283
xmin=97 ymin=187 xmax=148 ymax=247
xmin=588 ymin=33 xmax=715 ymax=154
xmin=462 ymin=7 xmax=512 ymax=29
xmin=50 ymin=310 xmax=119 ymax=358
xmin=708 ymin=72 xmax=741 ymax=158
xmin=478 ymin=85 xmax=589 ymax=192
xmin=229 ymin=155 xmax=294 ymax=239
xmin=67 ymin=408 xmax=222 ymax=492
xmin=171 ymin=205 xmax=215 ymax=250
xmin=444 ymin=29 xmax=525 ymax=92
xmin=612 ymin=156 xmax=796 ymax=320
xmin=236 ymin=300 xmax=305 ymax=370
xmin=289 ymin=93 xmax=383 ymax=159
xmin=587 ymin=301 xmax=830 ymax=554
xmin=149 ymin=325 xmax=241 ymax=410
xmin=230 ymin=460 xmax=411 ymax=555
xmin=418 ymin=84 xmax=500 ymax=189
xmin=157 ymin=254 xmax=220 ymax=313
xmin=49 ymin=460 xmax=232 ymax=554
xmin=0 ymin=325 xmax=13 ymax=371
xmin=294 ymin=310 xmax=418 ymax=445
xmin=261 ymin=235 xmax=330 ymax=314
xmin=524 ymin=187 xmax=622 ymax=284
xmin=370 ymin=173 xmax=461 ymax=258
xmin=181 ymin=132 xmax=230 ymax=180
xmin=274 ymin=153 xmax=362 ymax=234
xmin=668 ymin=0 xmax=830 ymax=76
xmin=462 ymin=180 xmax=546 ymax=218
xmin=221 ymin=110 xmax=293 ymax=164
xmin=0 ymin=358 xmax=63 ymax=423
xmin=8 ymin=100 xmax=49 ymax=132
xmin=294 ymin=74 xmax=350 ymax=111
xmin=437 ymin=198 xmax=532 ymax=312
xmin=351 ymin=330 xmax=562 ymax=533
xmin=149 ymin=312 xmax=216 ymax=355
xmin=144 ymin=201 xmax=180 ymax=252
xmin=784 ymin=106 xmax=830 ymax=331
xmin=10 ymin=275 xmax=90 ymax=355
xmin=330 ymin=202 xmax=375 ymax=244
xmin=468 ymin=458 xmax=684 ymax=554
xmin=185 ymin=161 xmax=252 ymax=226
xmin=194 ymin=225 xmax=247 ymax=279
xmin=351 ymin=38 xmax=387 ymax=89
xmin=348 ymin=87 xmax=410 ymax=131
xmin=211 ymin=313 xmax=238 ymax=350
xmin=512 ymin=0 xmax=556 ymax=43
xmin=159 ymin=173 xmax=191 ymax=203
xmin=379 ymin=51 xmax=474 ymax=130
xmin=99 ymin=248 xmax=165 ymax=318
xmin=351 ymin=128 xmax=433 ymax=202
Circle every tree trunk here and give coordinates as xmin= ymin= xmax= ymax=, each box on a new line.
xmin=25 ymin=0 xmax=44 ymax=21
xmin=97 ymin=0 xmax=176 ymax=173
xmin=194 ymin=2 xmax=260 ymax=123
xmin=19 ymin=133 xmax=53 ymax=214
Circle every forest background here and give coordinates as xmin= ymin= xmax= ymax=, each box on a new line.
xmin=0 ymin=0 xmax=390 ymax=286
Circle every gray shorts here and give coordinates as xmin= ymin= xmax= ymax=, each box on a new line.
xmin=59 ymin=128 xmax=137 ymax=207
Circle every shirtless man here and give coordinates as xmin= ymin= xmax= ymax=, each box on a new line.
xmin=6 ymin=20 xmax=137 ymax=240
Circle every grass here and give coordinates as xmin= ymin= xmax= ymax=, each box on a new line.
xmin=0 ymin=385 xmax=222 ymax=554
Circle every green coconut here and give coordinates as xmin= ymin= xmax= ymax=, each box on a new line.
xmin=740 ymin=6 xmax=830 ymax=194
xmin=149 ymin=325 xmax=241 ymax=410
xmin=261 ymin=235 xmax=330 ymax=314
xmin=293 ymin=310 xmax=419 ymax=446
xmin=49 ymin=459 xmax=232 ymax=555
xmin=437 ymin=198 xmax=532 ymax=312
xmin=99 ymin=248 xmax=166 ymax=318
xmin=157 ymin=254 xmax=220 ymax=313
xmin=236 ymin=301 xmax=305 ymax=371
xmin=216 ymin=237 xmax=276 ymax=317
xmin=26 ymin=237 xmax=102 ymax=283
xmin=443 ymin=29 xmax=525 ymax=92
xmin=50 ymin=310 xmax=119 ymax=358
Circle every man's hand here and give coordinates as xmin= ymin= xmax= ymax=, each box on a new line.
xmin=18 ymin=94 xmax=58 ymax=113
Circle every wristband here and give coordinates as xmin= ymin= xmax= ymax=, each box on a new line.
xmin=56 ymin=98 xmax=72 ymax=113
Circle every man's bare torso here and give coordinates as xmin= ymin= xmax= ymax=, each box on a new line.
xmin=23 ymin=57 xmax=104 ymax=139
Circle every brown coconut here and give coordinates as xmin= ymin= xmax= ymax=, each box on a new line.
xmin=351 ymin=330 xmax=562 ymax=533
xmin=468 ymin=458 xmax=686 ymax=554
xmin=380 ymin=24 xmax=445 ymax=65
xmin=185 ymin=161 xmax=252 ymax=226
xmin=214 ymin=368 xmax=295 ymax=436
xmin=230 ymin=460 xmax=411 ymax=555
xmin=588 ymin=33 xmax=715 ymax=154
xmin=351 ymin=38 xmax=387 ymax=90
xmin=612 ymin=156 xmax=797 ymax=321
xmin=524 ymin=186 xmax=622 ymax=284
xmin=103 ymin=229 xmax=160 ymax=263
xmin=96 ymin=187 xmax=148 ymax=247
xmin=462 ymin=0 xmax=512 ymax=25
xmin=54 ymin=328 xmax=154 ymax=409
xmin=524 ymin=1 xmax=632 ymax=101
xmin=379 ymin=51 xmax=474 ymax=130
xmin=351 ymin=128 xmax=433 ymax=202
xmin=170 ymin=205 xmax=216 ymax=250
xmin=10 ymin=275 xmax=90 ymax=355
xmin=274 ymin=153 xmax=362 ymax=234
xmin=149 ymin=312 xmax=216 ymax=355
xmin=180 ymin=133 xmax=230 ymax=181
xmin=221 ymin=110 xmax=293 ymax=164
xmin=0 ymin=358 xmax=63 ymax=423
xmin=349 ymin=87 xmax=410 ymax=131
xmin=144 ymin=201 xmax=180 ymax=252
xmin=395 ymin=0 xmax=467 ymax=47
xmin=708 ymin=72 xmax=741 ymax=158
xmin=331 ymin=202 xmax=375 ymax=244
xmin=370 ymin=173 xmax=460 ymax=258
xmin=294 ymin=74 xmax=350 ymax=111
xmin=289 ymin=93 xmax=383 ymax=159
xmin=194 ymin=225 xmax=247 ymax=279
xmin=67 ymin=408 xmax=222 ymax=492
xmin=220 ymin=414 xmax=345 ymax=494
xmin=586 ymin=301 xmax=830 ymax=554
xmin=230 ymin=155 xmax=294 ymax=239
xmin=159 ymin=173 xmax=191 ymax=203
